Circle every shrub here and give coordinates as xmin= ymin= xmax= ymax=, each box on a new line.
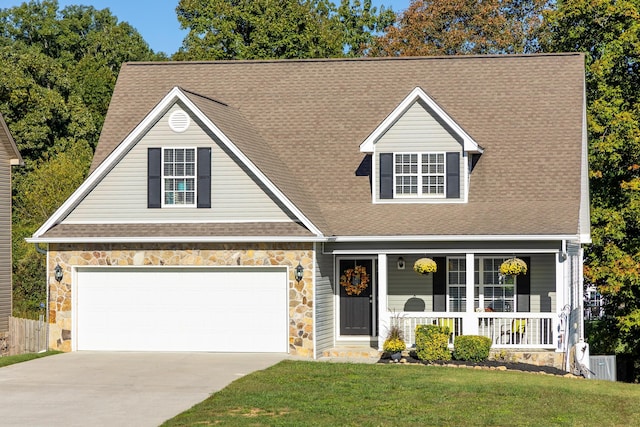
xmin=415 ymin=324 xmax=451 ymax=362
xmin=453 ymin=335 xmax=492 ymax=362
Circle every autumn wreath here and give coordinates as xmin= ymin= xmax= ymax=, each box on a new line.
xmin=340 ymin=265 xmax=370 ymax=295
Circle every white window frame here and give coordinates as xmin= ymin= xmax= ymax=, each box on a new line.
xmin=393 ymin=152 xmax=446 ymax=198
xmin=161 ymin=147 xmax=197 ymax=208
xmin=474 ymin=257 xmax=517 ymax=312
xmin=446 ymin=256 xmax=467 ymax=312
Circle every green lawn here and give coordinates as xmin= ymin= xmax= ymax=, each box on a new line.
xmin=0 ymin=351 xmax=61 ymax=368
xmin=163 ymin=360 xmax=640 ymax=426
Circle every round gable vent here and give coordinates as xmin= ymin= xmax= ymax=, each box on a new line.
xmin=168 ymin=110 xmax=191 ymax=133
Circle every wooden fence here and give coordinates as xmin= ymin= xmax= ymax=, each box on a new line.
xmin=7 ymin=316 xmax=47 ymax=355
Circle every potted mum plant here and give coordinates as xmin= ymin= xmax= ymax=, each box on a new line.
xmin=414 ymin=257 xmax=437 ymax=275
xmin=383 ymin=323 xmax=406 ymax=361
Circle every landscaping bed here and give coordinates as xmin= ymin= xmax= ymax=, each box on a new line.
xmin=379 ymin=352 xmax=573 ymax=377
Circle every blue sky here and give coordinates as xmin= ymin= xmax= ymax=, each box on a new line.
xmin=2 ymin=0 xmax=410 ymax=55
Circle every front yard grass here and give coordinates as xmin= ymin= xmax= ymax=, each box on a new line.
xmin=163 ymin=360 xmax=640 ymax=426
xmin=0 ymin=351 xmax=61 ymax=368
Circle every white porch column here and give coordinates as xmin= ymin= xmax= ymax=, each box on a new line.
xmin=463 ymin=252 xmax=477 ymax=335
xmin=555 ymin=249 xmax=567 ymax=352
xmin=377 ymin=253 xmax=388 ymax=351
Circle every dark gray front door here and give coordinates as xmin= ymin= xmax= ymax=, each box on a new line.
xmin=339 ymin=259 xmax=373 ymax=336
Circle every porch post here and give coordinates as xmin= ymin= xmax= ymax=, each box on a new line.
xmin=555 ymin=250 xmax=567 ymax=352
xmin=463 ymin=253 xmax=477 ymax=335
xmin=377 ymin=253 xmax=388 ymax=351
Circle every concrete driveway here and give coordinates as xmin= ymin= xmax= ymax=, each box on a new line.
xmin=0 ymin=351 xmax=288 ymax=426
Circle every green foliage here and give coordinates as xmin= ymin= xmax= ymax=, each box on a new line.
xmin=0 ymin=0 xmax=165 ymax=161
xmin=545 ymin=0 xmax=640 ymax=381
xmin=174 ymin=0 xmax=394 ymax=60
xmin=453 ymin=335 xmax=492 ymax=362
xmin=0 ymin=0 xmax=163 ymax=319
xmin=415 ymin=324 xmax=451 ymax=362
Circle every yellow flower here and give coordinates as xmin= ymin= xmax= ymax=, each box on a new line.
xmin=414 ymin=257 xmax=437 ymax=274
xmin=500 ymin=257 xmax=528 ymax=276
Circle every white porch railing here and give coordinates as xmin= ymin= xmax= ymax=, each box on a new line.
xmin=391 ymin=312 xmax=556 ymax=350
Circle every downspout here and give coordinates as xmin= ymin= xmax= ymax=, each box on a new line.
xmin=33 ymin=243 xmax=49 ymax=352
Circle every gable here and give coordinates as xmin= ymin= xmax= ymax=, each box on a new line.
xmin=372 ymin=99 xmax=467 ymax=203
xmin=61 ymin=103 xmax=296 ymax=224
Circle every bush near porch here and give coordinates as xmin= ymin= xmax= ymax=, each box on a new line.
xmin=453 ymin=335 xmax=493 ymax=362
xmin=415 ymin=324 xmax=451 ymax=361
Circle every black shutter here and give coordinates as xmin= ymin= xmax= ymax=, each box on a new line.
xmin=148 ymin=148 xmax=161 ymax=208
xmin=380 ymin=153 xmax=393 ymax=199
xmin=432 ymin=257 xmax=447 ymax=312
xmin=197 ymin=147 xmax=211 ymax=208
xmin=516 ymin=256 xmax=531 ymax=312
xmin=446 ymin=152 xmax=460 ymax=199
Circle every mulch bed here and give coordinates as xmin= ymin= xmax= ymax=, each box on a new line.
xmin=378 ymin=352 xmax=574 ymax=377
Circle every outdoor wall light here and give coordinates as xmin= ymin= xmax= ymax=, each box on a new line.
xmin=54 ymin=264 xmax=63 ymax=282
xmin=397 ymin=257 xmax=405 ymax=270
xmin=295 ymin=262 xmax=304 ymax=283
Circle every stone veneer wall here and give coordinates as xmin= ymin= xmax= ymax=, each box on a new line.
xmin=47 ymin=242 xmax=314 ymax=357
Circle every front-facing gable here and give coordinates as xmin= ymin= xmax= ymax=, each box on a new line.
xmin=361 ymin=88 xmax=482 ymax=204
xmin=31 ymin=87 xmax=322 ymax=242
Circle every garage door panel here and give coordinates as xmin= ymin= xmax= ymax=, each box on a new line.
xmin=76 ymin=267 xmax=287 ymax=352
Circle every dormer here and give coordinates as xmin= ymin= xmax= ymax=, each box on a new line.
xmin=360 ymin=87 xmax=483 ymax=204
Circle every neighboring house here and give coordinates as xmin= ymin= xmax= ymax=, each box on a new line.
xmin=29 ymin=54 xmax=589 ymax=369
xmin=0 ymin=113 xmax=23 ymax=334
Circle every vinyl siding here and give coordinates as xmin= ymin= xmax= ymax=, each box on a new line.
xmin=374 ymin=100 xmax=465 ymax=202
xmin=387 ymin=256 xmax=433 ymax=312
xmin=529 ymin=254 xmax=556 ymax=313
xmin=64 ymin=104 xmax=294 ymax=223
xmin=314 ymin=249 xmax=335 ymax=357
xmin=0 ymin=143 xmax=11 ymax=332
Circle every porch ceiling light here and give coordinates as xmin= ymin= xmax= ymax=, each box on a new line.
xmin=295 ymin=262 xmax=304 ymax=283
xmin=54 ymin=264 xmax=63 ymax=282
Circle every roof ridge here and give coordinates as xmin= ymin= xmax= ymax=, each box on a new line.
xmin=123 ymin=52 xmax=584 ymax=67
xmin=178 ymin=87 xmax=229 ymax=107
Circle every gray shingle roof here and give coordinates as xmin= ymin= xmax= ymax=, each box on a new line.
xmin=85 ymin=54 xmax=585 ymax=239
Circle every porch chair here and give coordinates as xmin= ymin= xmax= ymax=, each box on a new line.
xmin=437 ymin=318 xmax=456 ymax=336
xmin=498 ymin=319 xmax=527 ymax=345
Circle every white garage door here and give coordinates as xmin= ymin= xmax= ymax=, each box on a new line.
xmin=75 ymin=267 xmax=288 ymax=352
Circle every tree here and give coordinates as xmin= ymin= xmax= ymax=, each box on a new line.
xmin=545 ymin=0 xmax=640 ymax=380
xmin=370 ymin=0 xmax=552 ymax=56
xmin=0 ymin=0 xmax=164 ymax=318
xmin=0 ymin=0 xmax=164 ymax=162
xmin=173 ymin=0 xmax=394 ymax=60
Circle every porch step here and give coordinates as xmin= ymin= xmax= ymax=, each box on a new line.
xmin=320 ymin=347 xmax=382 ymax=362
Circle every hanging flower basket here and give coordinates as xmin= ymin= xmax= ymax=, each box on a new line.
xmin=340 ymin=265 xmax=370 ymax=295
xmin=414 ymin=258 xmax=437 ymax=275
xmin=500 ymin=257 xmax=528 ymax=276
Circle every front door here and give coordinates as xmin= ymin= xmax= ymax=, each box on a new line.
xmin=339 ymin=259 xmax=373 ymax=336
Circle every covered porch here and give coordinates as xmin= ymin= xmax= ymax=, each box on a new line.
xmin=331 ymin=242 xmax=581 ymax=356
xmin=374 ymin=251 xmax=572 ymax=351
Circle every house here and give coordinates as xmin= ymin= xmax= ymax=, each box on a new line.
xmin=0 ymin=113 xmax=23 ymax=337
xmin=28 ymin=54 xmax=589 ymax=369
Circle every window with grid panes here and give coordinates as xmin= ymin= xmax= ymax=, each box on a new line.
xmin=394 ymin=152 xmax=445 ymax=197
xmin=447 ymin=257 xmax=466 ymax=312
xmin=163 ymin=148 xmax=196 ymax=206
xmin=474 ymin=257 xmax=515 ymax=312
